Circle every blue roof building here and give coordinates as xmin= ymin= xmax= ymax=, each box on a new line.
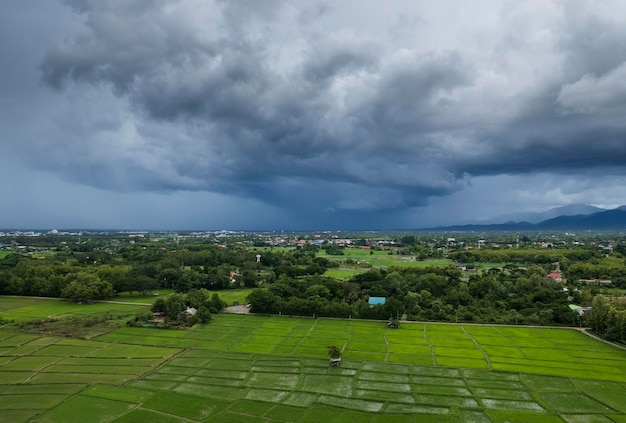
xmin=368 ymin=297 xmax=386 ymax=306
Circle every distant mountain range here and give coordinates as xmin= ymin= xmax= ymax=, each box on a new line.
xmin=480 ymin=204 xmax=606 ymax=224
xmin=427 ymin=205 xmax=626 ymax=231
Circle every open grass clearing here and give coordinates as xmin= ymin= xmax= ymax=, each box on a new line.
xmin=323 ymin=268 xmax=368 ymax=279
xmin=0 ymin=297 xmax=148 ymax=322
xmin=317 ymin=249 xmax=454 ymax=270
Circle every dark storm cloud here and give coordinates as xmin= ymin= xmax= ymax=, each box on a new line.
xmin=31 ymin=0 xmax=626 ymax=217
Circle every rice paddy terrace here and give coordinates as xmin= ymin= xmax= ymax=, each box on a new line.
xmin=1 ymin=300 xmax=626 ymax=422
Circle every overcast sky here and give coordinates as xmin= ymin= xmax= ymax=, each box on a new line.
xmin=2 ymin=0 xmax=626 ymax=230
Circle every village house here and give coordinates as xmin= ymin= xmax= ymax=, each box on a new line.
xmin=178 ymin=307 xmax=197 ymax=319
xmin=547 ymin=272 xmax=563 ymax=283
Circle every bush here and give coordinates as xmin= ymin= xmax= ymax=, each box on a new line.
xmin=197 ymin=306 xmax=212 ymax=323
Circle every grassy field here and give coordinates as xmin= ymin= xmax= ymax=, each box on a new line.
xmin=323 ymin=268 xmax=368 ymax=279
xmin=0 ymin=297 xmax=148 ymax=323
xmin=2 ymin=298 xmax=626 ymax=422
xmin=252 ymin=246 xmax=453 ymax=269
xmin=318 ymin=248 xmax=454 ymax=269
xmin=108 ymin=288 xmax=253 ymax=306
xmin=216 ymin=288 xmax=255 ymax=306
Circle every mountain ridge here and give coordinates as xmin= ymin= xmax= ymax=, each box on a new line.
xmin=424 ymin=205 xmax=626 ymax=231
xmin=477 ymin=204 xmax=605 ymax=225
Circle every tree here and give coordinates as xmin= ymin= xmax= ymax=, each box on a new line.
xmin=590 ymin=296 xmax=610 ymax=336
xmin=387 ymin=319 xmax=400 ymax=329
xmin=247 ymin=289 xmax=278 ymax=314
xmin=241 ymin=270 xmax=259 ymax=288
xmin=196 ymin=305 xmax=212 ymax=323
xmin=158 ymin=268 xmax=182 ymax=289
xmin=304 ymin=284 xmax=331 ymax=299
xmin=61 ymin=280 xmax=98 ymax=304
xmin=151 ymin=297 xmax=166 ymax=313
xmin=97 ymin=265 xmax=130 ymax=295
xmin=164 ymin=293 xmax=187 ymax=322
xmin=208 ymin=293 xmax=227 ymax=313
xmin=400 ymin=235 xmax=416 ymax=246
xmin=324 ymin=245 xmax=344 ymax=255
xmin=61 ymin=272 xmax=113 ymax=303
xmin=327 ymin=345 xmax=342 ymax=359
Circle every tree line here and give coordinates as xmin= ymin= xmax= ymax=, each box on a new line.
xmin=0 ymin=241 xmax=333 ymax=303
xmin=589 ymin=296 xmax=626 ymax=344
xmin=247 ymin=265 xmax=577 ymax=325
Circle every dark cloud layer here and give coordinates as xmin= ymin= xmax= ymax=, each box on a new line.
xmin=7 ymin=0 xmax=626 ymax=228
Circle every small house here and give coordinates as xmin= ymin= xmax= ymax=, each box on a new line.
xmin=547 ymin=272 xmax=563 ymax=283
xmin=178 ymin=307 xmax=197 ymax=319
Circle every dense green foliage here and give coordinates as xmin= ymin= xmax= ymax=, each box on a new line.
xmin=2 ymin=231 xmax=626 ymax=333
xmin=150 ymin=290 xmax=226 ymax=326
xmin=0 ymin=239 xmax=331 ymax=299
xmin=247 ymin=265 xmax=576 ymax=325
xmin=589 ymin=295 xmax=626 ymax=343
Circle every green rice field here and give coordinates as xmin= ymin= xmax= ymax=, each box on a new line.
xmin=2 ymin=299 xmax=626 ymax=422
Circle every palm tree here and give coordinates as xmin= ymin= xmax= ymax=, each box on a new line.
xmin=327 ymin=345 xmax=342 ymax=366
xmin=387 ymin=319 xmax=400 ymax=329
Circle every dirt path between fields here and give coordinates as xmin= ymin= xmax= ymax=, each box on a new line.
xmin=580 ymin=328 xmax=626 ymax=350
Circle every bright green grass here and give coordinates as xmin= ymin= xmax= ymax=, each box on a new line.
xmin=82 ymin=385 xmax=152 ymax=403
xmin=109 ymin=288 xmax=252 ymax=306
xmin=3 ymin=302 xmax=626 ymax=422
xmin=0 ymin=297 xmax=148 ymax=322
xmin=109 ymin=289 xmax=175 ymax=303
xmin=110 ymin=409 xmax=187 ymax=423
xmin=317 ymin=249 xmax=453 ymax=269
xmin=32 ymin=395 xmax=134 ymax=423
xmin=3 ymin=343 xmax=625 ymax=422
xmin=323 ymin=268 xmax=368 ymax=279
xmin=216 ymin=288 xmax=255 ymax=306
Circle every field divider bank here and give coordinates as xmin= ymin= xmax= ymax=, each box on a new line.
xmin=383 ymin=328 xmax=391 ymax=362
xmin=422 ymin=324 xmax=436 ymax=366
xmin=462 ymin=326 xmax=492 ymax=370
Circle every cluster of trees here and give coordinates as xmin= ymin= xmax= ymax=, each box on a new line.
xmin=150 ymin=290 xmax=227 ymax=326
xmin=565 ymin=257 xmax=626 ymax=288
xmin=450 ymin=247 xmax=626 ymax=289
xmin=247 ymin=265 xmax=576 ymax=325
xmin=0 ymin=256 xmax=117 ymax=303
xmin=589 ymin=296 xmax=626 ymax=344
xmin=0 ymin=242 xmax=334 ymax=302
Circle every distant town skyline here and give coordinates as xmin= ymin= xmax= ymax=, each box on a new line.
xmin=2 ymin=1 xmax=626 ymax=230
